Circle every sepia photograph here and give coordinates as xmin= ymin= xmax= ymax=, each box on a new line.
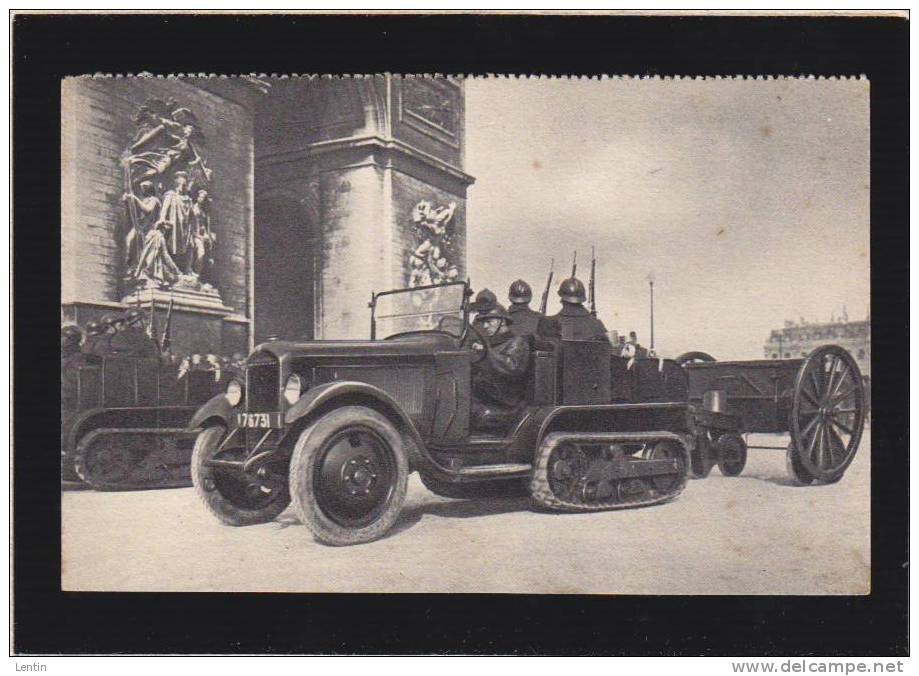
xmin=10 ymin=9 xmax=907 ymax=658
xmin=59 ymin=73 xmax=871 ymax=594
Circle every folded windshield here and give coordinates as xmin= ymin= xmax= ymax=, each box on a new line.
xmin=372 ymin=282 xmax=467 ymax=339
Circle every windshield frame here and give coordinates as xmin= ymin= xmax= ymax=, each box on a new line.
xmin=369 ymin=280 xmax=471 ymax=341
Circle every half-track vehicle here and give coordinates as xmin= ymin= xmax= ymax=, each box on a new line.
xmin=62 ymin=351 xmax=227 ymax=490
xmin=188 ymin=280 xmax=695 ymax=545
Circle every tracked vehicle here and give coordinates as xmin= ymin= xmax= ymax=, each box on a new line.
xmin=189 ymin=280 xmax=693 ymax=545
xmin=62 ymin=353 xmax=226 ymax=490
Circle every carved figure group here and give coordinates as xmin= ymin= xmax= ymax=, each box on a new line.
xmin=408 ymin=200 xmax=460 ymax=287
xmin=121 ymin=98 xmax=216 ymax=291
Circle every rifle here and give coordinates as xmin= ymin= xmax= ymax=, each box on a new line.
xmin=539 ymin=258 xmax=555 ymax=315
xmin=589 ymin=246 xmax=597 ymax=316
xmin=571 ymin=250 xmax=577 ymax=278
xmin=160 ymin=294 xmax=175 ymax=353
xmin=145 ymin=288 xmax=158 ymax=347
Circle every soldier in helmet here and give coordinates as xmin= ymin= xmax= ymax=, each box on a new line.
xmin=61 ymin=324 xmax=83 ymax=360
xmin=469 ymin=288 xmax=498 ymax=333
xmin=81 ymin=320 xmax=112 ymax=357
xmin=549 ymin=277 xmax=610 ymax=343
xmin=469 ymin=304 xmax=533 ymax=431
xmin=61 ymin=325 xmax=86 ymax=419
xmin=110 ymin=308 xmax=158 ymax=357
xmin=506 ymin=279 xmax=542 ymax=337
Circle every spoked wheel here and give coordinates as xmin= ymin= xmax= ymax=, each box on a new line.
xmin=675 ymin=351 xmax=716 ymax=367
xmin=289 ymin=406 xmax=409 ymax=546
xmin=546 ymin=441 xmax=589 ymax=502
xmin=192 ymin=426 xmax=291 ymax=526
xmin=790 ymin=345 xmax=866 ymax=483
xmin=716 ymin=433 xmax=747 ymax=477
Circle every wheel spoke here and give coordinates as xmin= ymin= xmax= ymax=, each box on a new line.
xmin=801 ymin=388 xmax=820 ymax=409
xmin=830 ymin=417 xmax=856 ymax=436
xmin=830 ymin=384 xmax=859 ymax=407
xmin=808 ymin=370 xmax=823 ymax=402
xmin=799 ymin=412 xmax=821 ymax=441
xmin=827 ymin=425 xmax=847 ymax=465
xmin=805 ymin=419 xmax=820 ymax=462
xmin=830 ymin=363 xmax=851 ymax=398
xmin=823 ymin=356 xmax=838 ymax=399
xmin=814 ymin=424 xmax=827 ymax=468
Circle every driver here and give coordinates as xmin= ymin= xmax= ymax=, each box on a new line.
xmin=469 ymin=305 xmax=533 ymax=431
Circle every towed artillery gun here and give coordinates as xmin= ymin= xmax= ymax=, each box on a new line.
xmin=675 ymin=348 xmax=867 ymax=484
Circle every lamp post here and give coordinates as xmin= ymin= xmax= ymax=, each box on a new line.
xmin=649 ymin=279 xmax=655 ymax=351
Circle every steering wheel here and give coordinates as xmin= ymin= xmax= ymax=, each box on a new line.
xmin=461 ymin=321 xmax=490 ymax=365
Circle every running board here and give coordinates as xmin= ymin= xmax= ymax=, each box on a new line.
xmin=455 ymin=462 xmax=532 ymax=478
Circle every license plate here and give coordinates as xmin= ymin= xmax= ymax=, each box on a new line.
xmin=235 ymin=412 xmax=282 ymax=429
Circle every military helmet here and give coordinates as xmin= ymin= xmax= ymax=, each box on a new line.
xmin=123 ymin=308 xmax=144 ymax=326
xmin=469 ymin=288 xmax=498 ymax=313
xmin=101 ymin=313 xmax=123 ymax=331
xmin=84 ymin=320 xmax=106 ymax=337
xmin=558 ymin=277 xmax=587 ymax=304
xmin=61 ymin=324 xmax=83 ymax=346
xmin=508 ymin=279 xmax=532 ymax=304
xmin=478 ymin=302 xmax=513 ymax=325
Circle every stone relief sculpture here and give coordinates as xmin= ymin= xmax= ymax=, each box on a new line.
xmin=408 ymin=200 xmax=459 ymax=287
xmin=121 ymin=97 xmax=218 ymax=294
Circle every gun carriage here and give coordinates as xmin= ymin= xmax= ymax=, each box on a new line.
xmin=677 ymin=347 xmax=867 ymax=484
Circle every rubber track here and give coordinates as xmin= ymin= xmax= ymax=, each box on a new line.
xmin=529 ymin=431 xmax=690 ymax=513
xmin=73 ymin=427 xmax=195 ymax=491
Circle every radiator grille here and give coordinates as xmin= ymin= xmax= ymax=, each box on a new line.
xmin=246 ymin=356 xmax=280 ymax=412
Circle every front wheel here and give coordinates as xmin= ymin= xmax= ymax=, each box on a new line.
xmin=289 ymin=406 xmax=409 ymax=546
xmin=191 ymin=425 xmax=290 ymax=526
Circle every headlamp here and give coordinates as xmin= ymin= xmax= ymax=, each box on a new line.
xmin=284 ymin=373 xmax=302 ymax=405
xmin=225 ymin=379 xmax=243 ymax=407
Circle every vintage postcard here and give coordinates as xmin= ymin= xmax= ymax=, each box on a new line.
xmin=60 ymin=73 xmax=870 ymax=595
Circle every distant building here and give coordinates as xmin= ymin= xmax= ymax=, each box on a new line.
xmin=764 ymin=314 xmax=870 ymax=376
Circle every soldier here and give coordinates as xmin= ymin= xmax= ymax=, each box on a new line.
xmin=61 ymin=324 xmax=83 ymax=360
xmin=469 ymin=305 xmax=533 ymax=430
xmin=109 ymin=308 xmax=158 ymax=357
xmin=81 ymin=320 xmax=112 ymax=357
xmin=549 ymin=277 xmax=610 ymax=343
xmin=506 ymin=279 xmax=542 ymax=337
xmin=469 ymin=288 xmax=498 ymax=332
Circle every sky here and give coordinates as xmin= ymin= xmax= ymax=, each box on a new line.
xmin=464 ymin=77 xmax=869 ymax=360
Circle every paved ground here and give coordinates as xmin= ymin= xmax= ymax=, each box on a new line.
xmin=62 ymin=432 xmax=870 ymax=594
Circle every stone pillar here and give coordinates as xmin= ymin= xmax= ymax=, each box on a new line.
xmin=254 ymin=76 xmax=474 ymax=341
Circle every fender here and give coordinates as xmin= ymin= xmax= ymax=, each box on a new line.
xmin=284 ymin=381 xmax=428 ymax=467
xmin=187 ymin=394 xmax=234 ymax=431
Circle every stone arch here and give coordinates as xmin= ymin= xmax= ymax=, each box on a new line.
xmin=253 ymin=187 xmax=321 ymax=343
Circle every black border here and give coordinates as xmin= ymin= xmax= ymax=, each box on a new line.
xmin=13 ymin=12 xmax=908 ymax=655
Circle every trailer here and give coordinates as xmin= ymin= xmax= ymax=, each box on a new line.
xmin=680 ymin=345 xmax=867 ymax=484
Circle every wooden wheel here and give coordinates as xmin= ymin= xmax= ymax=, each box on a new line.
xmin=790 ymin=345 xmax=866 ymax=483
xmin=675 ymin=351 xmax=716 ymax=367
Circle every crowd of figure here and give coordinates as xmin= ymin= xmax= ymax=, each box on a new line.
xmin=464 ymin=274 xmax=649 ymax=431
xmin=60 ymin=310 xmax=244 ymax=384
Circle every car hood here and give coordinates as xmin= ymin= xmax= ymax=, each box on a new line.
xmin=249 ymin=333 xmax=461 ymax=361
